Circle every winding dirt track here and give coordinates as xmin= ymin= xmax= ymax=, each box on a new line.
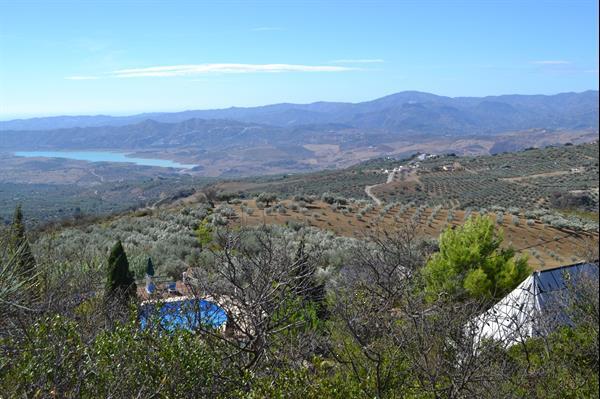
xmin=365 ymin=171 xmax=396 ymax=205
xmin=364 ymin=184 xmax=382 ymax=206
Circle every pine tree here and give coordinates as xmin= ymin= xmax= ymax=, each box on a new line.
xmin=10 ymin=205 xmax=36 ymax=280
xmin=422 ymin=215 xmax=530 ymax=302
xmin=106 ymin=240 xmax=136 ymax=299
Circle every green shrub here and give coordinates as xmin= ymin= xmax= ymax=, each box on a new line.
xmin=423 ymin=215 xmax=530 ymax=302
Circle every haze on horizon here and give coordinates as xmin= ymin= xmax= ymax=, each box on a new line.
xmin=0 ymin=0 xmax=598 ymax=119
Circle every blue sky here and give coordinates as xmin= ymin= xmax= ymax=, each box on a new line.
xmin=0 ymin=0 xmax=598 ymax=118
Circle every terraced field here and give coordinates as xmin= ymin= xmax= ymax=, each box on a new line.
xmin=226 ymin=199 xmax=596 ymax=270
xmin=371 ymin=142 xmax=599 ymax=209
xmin=211 ymin=142 xmax=598 ymax=216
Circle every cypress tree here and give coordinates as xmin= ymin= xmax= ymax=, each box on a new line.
xmin=106 ymin=240 xmax=136 ymax=299
xmin=293 ymin=240 xmax=326 ymax=318
xmin=145 ymin=257 xmax=155 ymax=277
xmin=10 ymin=205 xmax=36 ymax=279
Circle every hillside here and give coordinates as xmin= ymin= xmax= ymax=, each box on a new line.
xmin=21 ymin=142 xmax=596 ymax=276
xmin=211 ymin=141 xmax=600 ymax=211
xmin=4 ymin=111 xmax=599 ymax=399
xmin=7 ymin=186 xmax=598 ymax=397
xmin=228 ymin=199 xmax=596 ymax=270
xmin=2 ymin=141 xmax=597 ymax=225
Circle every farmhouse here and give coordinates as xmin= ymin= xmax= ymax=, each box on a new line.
xmin=414 ymin=153 xmax=437 ymax=161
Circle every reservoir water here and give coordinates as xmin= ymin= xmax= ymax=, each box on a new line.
xmin=14 ymin=151 xmax=196 ymax=169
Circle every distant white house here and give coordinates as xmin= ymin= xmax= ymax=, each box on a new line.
xmin=470 ymin=262 xmax=598 ymax=348
xmin=415 ymin=153 xmax=437 ymax=161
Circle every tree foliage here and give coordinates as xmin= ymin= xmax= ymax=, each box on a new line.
xmin=10 ymin=205 xmax=36 ymax=280
xmin=1 ymin=210 xmax=597 ymax=398
xmin=256 ymin=192 xmax=277 ymax=207
xmin=195 ymin=219 xmax=213 ymax=250
xmin=0 ymin=232 xmax=35 ymax=322
xmin=422 ymin=215 xmax=530 ymax=302
xmin=106 ymin=240 xmax=136 ymax=299
xmin=145 ymin=257 xmax=155 ymax=277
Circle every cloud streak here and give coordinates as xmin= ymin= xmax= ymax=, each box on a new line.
xmin=530 ymin=60 xmax=571 ymax=65
xmin=113 ymin=64 xmax=354 ymax=77
xmin=66 ymin=63 xmax=356 ymax=79
xmin=65 ymin=76 xmax=100 ymax=80
xmin=330 ymin=59 xmax=384 ymax=64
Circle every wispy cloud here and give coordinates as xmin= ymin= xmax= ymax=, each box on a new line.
xmin=251 ymin=26 xmax=283 ymax=32
xmin=66 ymin=63 xmax=355 ymax=80
xmin=330 ymin=59 xmax=384 ymax=64
xmin=65 ymin=75 xmax=100 ymax=80
xmin=528 ymin=60 xmax=596 ymax=76
xmin=113 ymin=64 xmax=354 ymax=77
xmin=530 ymin=60 xmax=571 ymax=65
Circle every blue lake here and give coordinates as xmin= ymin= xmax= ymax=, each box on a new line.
xmin=14 ymin=150 xmax=196 ymax=169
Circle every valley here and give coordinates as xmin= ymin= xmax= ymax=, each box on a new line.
xmin=24 ymin=141 xmax=596 ymax=285
xmin=1 ymin=91 xmax=596 ymax=226
xmin=2 ymin=1 xmax=599 ymax=396
xmin=1 ymin=90 xmax=597 ymax=179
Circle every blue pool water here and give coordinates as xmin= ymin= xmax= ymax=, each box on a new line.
xmin=140 ymin=299 xmax=227 ymax=331
xmin=14 ymin=150 xmax=196 ymax=169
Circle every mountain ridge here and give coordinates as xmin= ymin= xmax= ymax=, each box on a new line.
xmin=2 ymin=90 xmax=597 ymax=132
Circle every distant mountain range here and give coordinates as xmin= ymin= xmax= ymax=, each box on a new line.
xmin=2 ymin=90 xmax=598 ymax=133
xmin=1 ymin=90 xmax=597 ymax=177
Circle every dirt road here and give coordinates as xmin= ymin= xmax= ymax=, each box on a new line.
xmin=365 ymin=170 xmax=396 ymax=206
xmin=364 ymin=185 xmax=382 ymax=206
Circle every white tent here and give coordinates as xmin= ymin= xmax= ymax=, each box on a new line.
xmin=470 ymin=262 xmax=598 ymax=347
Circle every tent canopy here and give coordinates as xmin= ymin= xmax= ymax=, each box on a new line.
xmin=471 ymin=262 xmax=598 ymax=347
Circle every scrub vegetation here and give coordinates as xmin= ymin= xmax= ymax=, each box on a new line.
xmin=0 ymin=142 xmax=598 ymax=398
xmin=1 ymin=196 xmax=598 ymax=398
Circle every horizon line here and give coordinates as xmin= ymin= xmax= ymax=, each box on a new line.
xmin=0 ymin=88 xmax=597 ymax=122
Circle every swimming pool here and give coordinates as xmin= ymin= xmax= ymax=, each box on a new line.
xmin=140 ymin=299 xmax=227 ymax=331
